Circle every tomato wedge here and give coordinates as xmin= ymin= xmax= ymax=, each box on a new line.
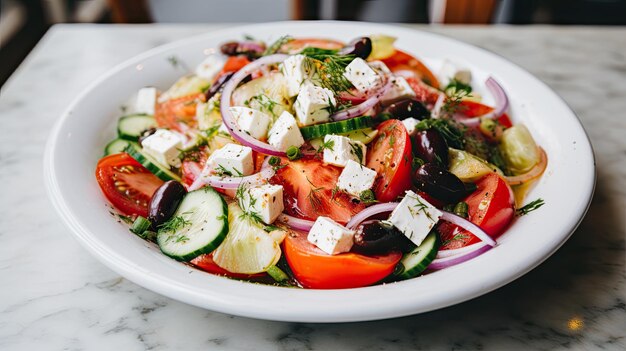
xmin=381 ymin=49 xmax=439 ymax=88
xmin=154 ymin=92 xmax=205 ymax=132
xmin=270 ymin=157 xmax=364 ymax=224
xmin=366 ymin=120 xmax=413 ymax=203
xmin=439 ymin=173 xmax=515 ymax=249
xmin=458 ymin=100 xmax=513 ymax=128
xmin=283 ymin=231 xmax=402 ymax=289
xmin=191 ymin=254 xmax=265 ymax=279
xmin=95 ymin=153 xmax=164 ymax=217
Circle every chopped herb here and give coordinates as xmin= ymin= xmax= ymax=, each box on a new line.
xmin=305 ymin=176 xmax=324 ymax=211
xmin=359 ymin=189 xmax=377 ymax=204
xmin=442 ymin=233 xmax=469 ymax=246
xmin=416 ymin=118 xmax=465 ymax=150
xmin=301 ymin=47 xmax=355 ymax=94
xmin=244 ymin=94 xmax=280 ymax=117
xmin=331 ymin=185 xmax=341 ymax=200
xmin=453 ymin=201 xmax=469 ymax=218
xmin=236 ymin=183 xmax=264 ymax=224
xmin=263 ymin=35 xmax=294 ymax=56
xmin=174 ymin=235 xmax=189 ymax=243
xmin=444 ymin=78 xmax=473 ymax=96
xmin=286 ymin=146 xmax=302 ymax=161
xmin=349 ymin=143 xmax=364 ymax=164
xmin=412 ymin=157 xmax=425 ymax=169
xmin=214 ymin=164 xmax=233 ymax=177
xmin=516 ymin=198 xmax=545 ymax=216
xmin=316 ymin=139 xmax=335 ymax=155
xmin=242 ymin=34 xmax=256 ymax=41
xmin=118 ymin=214 xmax=134 ymax=224
xmin=158 ymin=215 xmax=192 ymax=234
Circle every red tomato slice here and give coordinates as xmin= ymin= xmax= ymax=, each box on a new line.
xmin=405 ymin=77 xmax=442 ymax=106
xmin=439 ymin=173 xmax=515 ymax=250
xmin=366 ymin=120 xmax=413 ymax=203
xmin=280 ymin=38 xmax=344 ymax=53
xmin=154 ymin=93 xmax=205 ymax=132
xmin=95 ymin=153 xmax=164 ymax=217
xmin=458 ymin=100 xmax=513 ymax=128
xmin=191 ymin=254 xmax=266 ymax=279
xmin=269 ymin=157 xmax=364 ymax=224
xmin=381 ymin=49 xmax=440 ymax=89
xmin=283 ymin=231 xmax=402 ymax=289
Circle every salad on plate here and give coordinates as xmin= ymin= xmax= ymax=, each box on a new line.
xmin=95 ymin=34 xmax=547 ymax=289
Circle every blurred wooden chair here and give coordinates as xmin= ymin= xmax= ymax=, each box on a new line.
xmin=431 ymin=0 xmax=499 ymax=24
xmin=107 ymin=0 xmax=152 ymax=23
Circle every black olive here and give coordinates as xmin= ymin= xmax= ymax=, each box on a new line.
xmin=339 ymin=37 xmax=372 ymax=59
xmin=352 ymin=221 xmax=415 ymax=255
xmin=383 ymin=99 xmax=429 ymax=120
xmin=220 ymin=42 xmax=239 ymax=56
xmin=205 ymin=72 xmax=234 ymax=101
xmin=413 ymin=163 xmax=466 ymax=204
xmin=412 ymin=129 xmax=449 ymax=167
xmin=138 ymin=128 xmax=157 ymax=146
xmin=148 ymin=181 xmax=187 ymax=228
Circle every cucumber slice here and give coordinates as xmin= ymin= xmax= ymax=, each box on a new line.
xmin=212 ymin=202 xmax=282 ymax=274
xmin=104 ymin=138 xmax=131 ymax=155
xmin=157 ymin=187 xmax=228 ymax=261
xmin=299 ymin=116 xmax=373 ymax=140
xmin=117 ymin=114 xmax=157 ymax=140
xmin=124 ymin=142 xmax=181 ymax=182
xmin=394 ymin=231 xmax=439 ymax=280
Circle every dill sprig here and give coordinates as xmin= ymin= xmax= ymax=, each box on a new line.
xmin=316 ymin=138 xmax=335 ymax=156
xmin=244 ymin=93 xmax=280 ymax=118
xmin=305 ymin=176 xmax=324 ymax=212
xmin=516 ymin=198 xmax=545 ymax=216
xmin=263 ymin=35 xmax=294 ymax=56
xmin=158 ymin=214 xmax=192 ymax=234
xmin=300 ymin=47 xmax=354 ymax=94
xmin=440 ymin=78 xmax=472 ymax=117
xmin=236 ymin=183 xmax=264 ymax=224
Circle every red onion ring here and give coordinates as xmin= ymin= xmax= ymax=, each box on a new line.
xmin=277 ymin=214 xmax=315 ymax=232
xmin=429 ymin=243 xmax=492 ymax=270
xmin=187 ymin=157 xmax=275 ymax=191
xmin=504 ymin=147 xmax=547 ymax=186
xmin=455 ymin=77 xmax=509 ymax=127
xmin=346 ymin=202 xmax=399 ymax=230
xmin=440 ymin=211 xmax=497 ymax=247
xmin=220 ymin=54 xmax=289 ymax=156
xmin=436 ymin=242 xmax=487 ymax=259
xmin=330 ymin=78 xmax=392 ymax=121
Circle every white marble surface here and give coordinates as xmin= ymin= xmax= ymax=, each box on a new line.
xmin=1 ymin=24 xmax=625 ymax=350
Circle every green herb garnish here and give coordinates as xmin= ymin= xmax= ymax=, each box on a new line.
xmin=158 ymin=215 xmax=192 ymax=234
xmin=286 ymin=146 xmax=302 ymax=161
xmin=359 ymin=189 xmax=377 ymax=204
xmin=516 ymin=198 xmax=545 ymax=216
xmin=301 ymin=47 xmax=354 ymax=94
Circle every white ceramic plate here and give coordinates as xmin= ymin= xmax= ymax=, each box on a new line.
xmin=44 ymin=21 xmax=595 ymax=322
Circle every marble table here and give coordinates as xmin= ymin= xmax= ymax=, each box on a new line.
xmin=1 ymin=24 xmax=624 ymax=350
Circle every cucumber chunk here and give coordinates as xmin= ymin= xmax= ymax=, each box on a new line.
xmin=157 ymin=187 xmax=228 ymax=261
xmin=117 ymin=114 xmax=157 ymax=140
xmin=104 ymin=138 xmax=131 ymax=155
xmin=124 ymin=142 xmax=181 ymax=182
xmin=299 ymin=116 xmax=373 ymax=140
xmin=394 ymin=231 xmax=439 ymax=279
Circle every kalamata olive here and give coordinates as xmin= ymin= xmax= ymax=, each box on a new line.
xmin=339 ymin=37 xmax=372 ymax=59
xmin=412 ymin=129 xmax=449 ymax=167
xmin=148 ymin=181 xmax=187 ymax=228
xmin=138 ymin=128 xmax=157 ymax=146
xmin=413 ymin=163 xmax=467 ymax=203
xmin=220 ymin=41 xmax=239 ymax=56
xmin=352 ymin=221 xmax=415 ymax=255
xmin=205 ymin=72 xmax=234 ymax=100
xmin=383 ymin=99 xmax=429 ymax=120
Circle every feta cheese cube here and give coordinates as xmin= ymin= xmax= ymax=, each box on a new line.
xmin=388 ymin=191 xmax=443 ymax=246
xmin=380 ymin=76 xmax=416 ymax=105
xmin=323 ymin=135 xmax=367 ymax=167
xmin=267 ymin=111 xmax=305 ymax=151
xmin=402 ymin=117 xmax=420 ymax=136
xmin=135 ymin=87 xmax=157 ymax=115
xmin=141 ymin=129 xmax=183 ymax=168
xmin=337 ymin=160 xmax=377 ymax=197
xmin=195 ymin=53 xmax=228 ymax=82
xmin=344 ymin=58 xmax=383 ymax=93
xmin=281 ymin=54 xmax=315 ymax=97
xmin=438 ymin=59 xmax=472 ymax=87
xmin=228 ymin=107 xmax=272 ymax=140
xmin=241 ymin=184 xmax=285 ymax=225
xmin=307 ymin=217 xmax=355 ymax=255
xmin=368 ymin=60 xmax=392 ymax=75
xmin=294 ymin=84 xmax=336 ymax=126
xmin=207 ymin=143 xmax=254 ymax=176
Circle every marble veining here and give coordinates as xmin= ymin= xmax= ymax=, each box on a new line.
xmin=1 ymin=24 xmax=625 ymax=350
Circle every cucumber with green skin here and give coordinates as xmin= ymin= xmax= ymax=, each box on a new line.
xmin=299 ymin=116 xmax=373 ymax=140
xmin=117 ymin=114 xmax=157 ymax=140
xmin=393 ymin=231 xmax=439 ymax=279
xmin=124 ymin=142 xmax=181 ymax=182
xmin=157 ymin=187 xmax=229 ymax=261
xmin=104 ymin=138 xmax=131 ymax=155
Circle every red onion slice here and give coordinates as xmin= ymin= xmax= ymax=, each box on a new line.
xmin=504 ymin=147 xmax=547 ymax=186
xmin=330 ymin=78 xmax=392 ymax=121
xmin=220 ymin=54 xmax=289 ymax=156
xmin=277 ymin=214 xmax=315 ymax=232
xmin=187 ymin=157 xmax=275 ymax=191
xmin=429 ymin=243 xmax=492 ymax=270
xmin=346 ymin=202 xmax=399 ymax=230
xmin=455 ymin=77 xmax=509 ymax=127
xmin=436 ymin=242 xmax=486 ymax=259
xmin=440 ymin=211 xmax=497 ymax=247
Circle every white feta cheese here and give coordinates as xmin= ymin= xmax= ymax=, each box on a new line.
xmin=207 ymin=143 xmax=254 ymax=176
xmin=267 ymin=111 xmax=305 ymax=151
xmin=344 ymin=57 xmax=383 ymax=93
xmin=195 ymin=53 xmax=228 ymax=82
xmin=388 ymin=191 xmax=443 ymax=246
xmin=307 ymin=216 xmax=355 ymax=255
xmin=337 ymin=160 xmax=377 ymax=197
xmin=135 ymin=87 xmax=157 ymax=115
xmin=402 ymin=117 xmax=420 ymax=136
xmin=380 ymin=76 xmax=416 ymax=105
xmin=240 ymin=184 xmax=285 ymax=225
xmin=141 ymin=129 xmax=183 ymax=168
xmin=323 ymin=135 xmax=367 ymax=167
xmin=438 ymin=59 xmax=472 ymax=87
xmin=294 ymin=84 xmax=336 ymax=126
xmin=280 ymin=54 xmax=316 ymax=97
xmin=368 ymin=60 xmax=392 ymax=75
xmin=228 ymin=106 xmax=272 ymax=140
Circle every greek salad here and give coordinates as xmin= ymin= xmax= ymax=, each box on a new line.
xmin=95 ymin=35 xmax=547 ymax=289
